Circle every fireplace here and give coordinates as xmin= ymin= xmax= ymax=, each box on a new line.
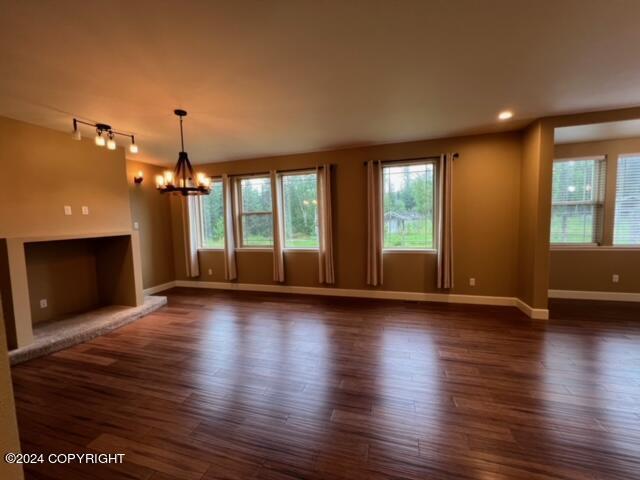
xmin=0 ymin=231 xmax=143 ymax=350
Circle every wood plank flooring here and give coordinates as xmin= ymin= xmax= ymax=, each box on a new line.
xmin=10 ymin=288 xmax=640 ymax=479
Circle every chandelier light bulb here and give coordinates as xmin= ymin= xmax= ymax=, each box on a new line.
xmin=163 ymin=171 xmax=174 ymax=186
xmin=155 ymin=175 xmax=165 ymax=188
xmin=129 ymin=143 xmax=139 ymax=154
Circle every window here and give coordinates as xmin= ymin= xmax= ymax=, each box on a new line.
xmin=238 ymin=176 xmax=273 ymax=247
xmin=199 ymin=180 xmax=224 ymax=248
xmin=550 ymin=157 xmax=606 ymax=244
xmin=614 ymin=155 xmax=640 ymax=245
xmin=382 ymin=162 xmax=436 ymax=250
xmin=282 ymin=172 xmax=318 ymax=248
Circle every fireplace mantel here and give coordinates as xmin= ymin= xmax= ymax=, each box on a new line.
xmin=0 ymin=230 xmax=143 ymax=349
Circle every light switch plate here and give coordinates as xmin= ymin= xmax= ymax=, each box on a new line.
xmin=64 ymin=205 xmax=72 ymax=216
xmin=469 ymin=277 xmax=476 ymax=287
xmin=612 ymin=274 xmax=620 ymax=283
xmin=81 ymin=206 xmax=89 ymax=215
xmin=40 ymin=299 xmax=47 ymax=309
xmin=133 ymin=221 xmax=139 ymax=230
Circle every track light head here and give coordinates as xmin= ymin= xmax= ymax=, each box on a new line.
xmin=95 ymin=130 xmax=106 ymax=147
xmin=106 ymin=132 xmax=116 ymax=150
xmin=129 ymin=137 xmax=139 ymax=154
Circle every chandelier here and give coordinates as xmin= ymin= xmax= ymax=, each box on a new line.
xmin=156 ymin=109 xmax=211 ymax=195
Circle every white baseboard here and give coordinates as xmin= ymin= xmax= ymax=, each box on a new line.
xmin=549 ymin=289 xmax=640 ymax=302
xmin=143 ymin=281 xmax=177 ymax=296
xmin=514 ymin=298 xmax=550 ymax=320
xmin=173 ymin=279 xmax=545 ymax=318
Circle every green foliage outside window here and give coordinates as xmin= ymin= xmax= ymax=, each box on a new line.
xmin=383 ymin=163 xmax=435 ymax=249
xmin=283 ymin=173 xmax=319 ymax=248
xmin=240 ymin=177 xmax=273 ymax=246
xmin=200 ymin=181 xmax=224 ymax=248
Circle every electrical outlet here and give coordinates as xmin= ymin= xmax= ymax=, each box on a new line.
xmin=612 ymin=274 xmax=620 ymax=283
xmin=81 ymin=206 xmax=89 ymax=215
xmin=133 ymin=221 xmax=139 ymax=230
xmin=208 ymin=268 xmax=213 ymax=275
xmin=469 ymin=277 xmax=476 ymax=287
xmin=64 ymin=205 xmax=72 ymax=216
xmin=40 ymin=299 xmax=48 ymax=309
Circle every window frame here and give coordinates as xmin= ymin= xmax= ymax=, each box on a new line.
xmin=197 ymin=179 xmax=225 ymax=251
xmin=235 ymin=174 xmax=274 ymax=249
xmin=381 ymin=159 xmax=438 ymax=253
xmin=550 ymin=156 xmax=606 ymax=247
xmin=280 ymin=170 xmax=320 ymax=252
xmin=613 ymin=152 xmax=640 ymax=246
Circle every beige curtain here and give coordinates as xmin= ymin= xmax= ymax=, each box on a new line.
xmin=222 ymin=174 xmax=237 ymax=281
xmin=366 ymin=160 xmax=383 ymax=286
xmin=271 ymin=171 xmax=285 ymax=282
xmin=437 ymin=153 xmax=454 ymax=289
xmin=317 ymin=165 xmax=335 ymax=284
xmin=182 ymin=195 xmax=201 ymax=278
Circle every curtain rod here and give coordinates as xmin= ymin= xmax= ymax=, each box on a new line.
xmin=205 ymin=164 xmax=335 ymax=179
xmin=362 ymin=153 xmax=458 ymax=166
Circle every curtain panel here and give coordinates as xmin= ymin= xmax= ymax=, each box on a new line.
xmin=437 ymin=153 xmax=454 ymax=289
xmin=366 ymin=160 xmax=383 ymax=286
xmin=271 ymin=171 xmax=286 ymax=282
xmin=222 ymin=174 xmax=238 ymax=281
xmin=182 ymin=195 xmax=201 ymax=278
xmin=317 ymin=165 xmax=335 ymax=284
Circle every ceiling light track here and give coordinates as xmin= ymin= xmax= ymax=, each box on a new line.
xmin=71 ymin=118 xmax=139 ymax=154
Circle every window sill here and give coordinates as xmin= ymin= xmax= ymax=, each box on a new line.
xmin=198 ymin=248 xmax=224 ymax=252
xmin=551 ymin=245 xmax=640 ymax=251
xmin=284 ymin=248 xmax=319 ymax=253
xmin=236 ymin=247 xmax=273 ymax=253
xmin=383 ymin=249 xmax=437 ymax=254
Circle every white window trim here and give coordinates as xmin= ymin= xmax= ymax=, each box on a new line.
xmin=383 ymin=249 xmax=437 ymax=254
xmin=236 ymin=175 xmax=274 ymax=249
xmin=281 ymin=170 xmax=320 ymax=251
xmin=381 ymin=159 xmax=438 ymax=252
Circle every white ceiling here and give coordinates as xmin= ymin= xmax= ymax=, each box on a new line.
xmin=2 ymin=1 xmax=640 ymax=165
xmin=555 ymin=119 xmax=640 ymax=144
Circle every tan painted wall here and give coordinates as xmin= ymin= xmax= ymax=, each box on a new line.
xmin=550 ymin=137 xmax=640 ymax=293
xmin=26 ymin=239 xmax=100 ymax=324
xmin=517 ymin=121 xmax=553 ymax=309
xmin=0 ymin=116 xmax=132 ymax=238
xmin=0 ymin=303 xmax=23 ymax=480
xmin=550 ymin=250 xmax=640 ymax=293
xmin=172 ymin=131 xmax=523 ymax=297
xmin=127 ymin=161 xmax=175 ymax=289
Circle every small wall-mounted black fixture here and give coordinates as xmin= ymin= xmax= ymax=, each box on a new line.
xmin=134 ymin=171 xmax=144 ymax=184
xmin=72 ymin=118 xmax=139 ymax=154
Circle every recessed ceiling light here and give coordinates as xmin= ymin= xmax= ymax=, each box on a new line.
xmin=498 ymin=110 xmax=513 ymax=120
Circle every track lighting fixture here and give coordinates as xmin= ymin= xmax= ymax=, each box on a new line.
xmin=72 ymin=118 xmax=139 ymax=154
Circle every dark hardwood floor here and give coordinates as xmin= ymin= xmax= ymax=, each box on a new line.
xmin=10 ymin=288 xmax=640 ymax=480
